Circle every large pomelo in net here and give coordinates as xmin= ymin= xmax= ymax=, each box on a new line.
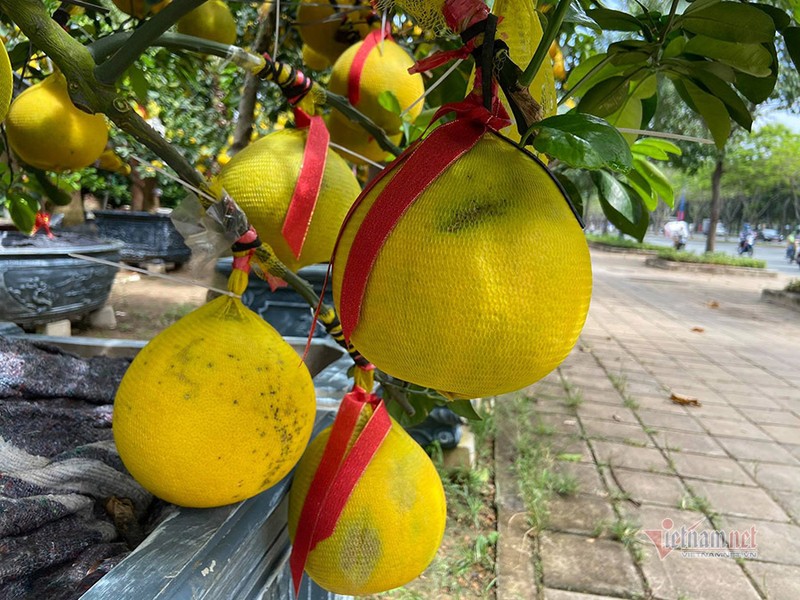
xmin=327 ymin=110 xmax=402 ymax=165
xmin=288 ymin=415 xmax=446 ymax=594
xmin=217 ymin=128 xmax=361 ymax=271
xmin=333 ymin=130 xmax=592 ymax=399
xmin=113 ymin=295 xmax=316 ymax=508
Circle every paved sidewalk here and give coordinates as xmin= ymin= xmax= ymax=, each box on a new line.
xmin=495 ymin=251 xmax=800 ymax=600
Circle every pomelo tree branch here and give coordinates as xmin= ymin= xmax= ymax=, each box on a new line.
xmin=93 ymin=0 xmax=208 ymax=84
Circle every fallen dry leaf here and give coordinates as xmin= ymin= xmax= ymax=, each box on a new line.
xmin=707 ymin=300 xmax=720 ymax=308
xmin=691 ymin=326 xmax=705 ymax=333
xmin=670 ymin=392 xmax=701 ymax=407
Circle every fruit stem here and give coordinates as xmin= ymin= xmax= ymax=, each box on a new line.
xmin=93 ymin=0 xmax=208 ymax=84
xmin=519 ymin=0 xmax=572 ymax=88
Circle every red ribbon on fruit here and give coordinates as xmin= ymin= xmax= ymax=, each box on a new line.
xmin=337 ymin=72 xmax=510 ymax=340
xmin=281 ymin=108 xmax=330 ymax=260
xmin=290 ymin=383 xmax=391 ymax=594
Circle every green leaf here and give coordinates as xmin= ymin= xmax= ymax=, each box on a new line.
xmin=586 ymin=8 xmax=645 ymax=31
xmin=633 ymin=157 xmax=675 ymax=207
xmin=553 ymin=171 xmax=585 ymax=218
xmin=691 ymin=72 xmax=752 ymax=131
xmin=565 ymin=2 xmax=601 ymax=30
xmin=448 ymin=399 xmax=481 ymax=421
xmin=8 ymin=192 xmax=39 ymax=234
xmin=632 ymin=74 xmax=657 ymax=99
xmin=605 ymin=96 xmax=642 ymax=145
xmin=7 ymin=41 xmax=31 ymax=70
xmin=632 ymin=138 xmax=682 ymax=160
xmin=530 ymin=113 xmax=633 ymax=172
xmin=684 ymin=0 xmax=722 ymax=15
xmin=753 ymin=3 xmax=791 ymax=32
xmin=683 ymin=36 xmax=772 ymax=77
xmin=680 ymin=2 xmax=775 ymax=44
xmin=784 ymin=27 xmax=800 ymax=72
xmin=672 ymin=78 xmax=731 ymax=149
xmin=734 ymin=42 xmax=778 ymax=104
xmin=126 ymin=65 xmax=149 ymax=104
xmin=624 ymin=168 xmax=656 ymax=211
xmin=378 ymin=90 xmax=403 ymax=116
xmin=577 ymin=76 xmax=632 ymax=117
xmin=592 ymin=171 xmax=649 ymax=240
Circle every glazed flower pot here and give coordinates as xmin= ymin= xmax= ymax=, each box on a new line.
xmin=92 ymin=210 xmax=192 ymax=266
xmin=0 ymin=231 xmax=123 ymax=328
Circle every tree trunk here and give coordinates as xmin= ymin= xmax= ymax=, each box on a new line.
xmin=130 ymin=165 xmax=159 ymax=212
xmin=705 ymin=157 xmax=724 ymax=253
xmin=230 ymin=5 xmax=276 ymax=156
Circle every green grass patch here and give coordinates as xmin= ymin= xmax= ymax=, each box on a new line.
xmin=785 ymin=279 xmax=800 ymax=293
xmin=586 ymin=233 xmax=663 ymax=251
xmin=656 ymin=249 xmax=766 ymax=268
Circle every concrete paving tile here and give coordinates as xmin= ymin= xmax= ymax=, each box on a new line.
xmin=670 ymin=453 xmax=755 ymax=486
xmin=590 ymin=440 xmax=671 ymax=474
xmin=744 ymin=562 xmax=800 ymax=600
xmin=652 ymin=430 xmax=727 ymax=457
xmin=759 ymin=424 xmax=800 ymax=445
xmin=771 ymin=491 xmax=800 ymax=522
xmin=787 ymin=444 xmax=800 ymax=461
xmin=575 ymin=404 xmax=639 ymax=425
xmin=714 ymin=436 xmax=800 ymax=465
xmin=638 ymin=539 xmax=761 ymax=600
xmin=634 ymin=395 xmax=696 ymax=414
xmin=718 ymin=516 xmax=800 ymax=566
xmin=743 ymin=409 xmax=800 ymax=427
xmin=536 ymin=413 xmax=582 ymax=436
xmin=551 ymin=436 xmax=594 ymax=464
xmin=581 ymin=418 xmax=652 ymax=446
xmin=684 ymin=404 xmax=743 ymax=420
xmin=554 ymin=462 xmax=608 ymax=496
xmin=726 ymin=394 xmax=785 ymax=410
xmin=741 ymin=462 xmax=800 ymax=493
xmin=539 ymin=532 xmax=643 ymax=597
xmin=635 ymin=409 xmax=704 ymax=433
xmin=609 ymin=468 xmax=688 ymax=508
xmin=684 ymin=479 xmax=791 ymax=522
xmin=622 ymin=504 xmax=708 ymax=534
xmin=545 ymin=493 xmax=616 ymax=536
xmin=695 ymin=416 xmax=771 ymax=441
xmin=543 ymin=590 xmax=625 ymax=600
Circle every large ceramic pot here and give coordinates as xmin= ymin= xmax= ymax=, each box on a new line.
xmin=92 ymin=210 xmax=191 ymax=266
xmin=0 ymin=231 xmax=123 ymax=327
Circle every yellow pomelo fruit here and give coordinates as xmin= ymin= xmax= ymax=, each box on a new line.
xmin=177 ymin=0 xmax=237 ymax=45
xmin=218 ymin=128 xmax=362 ymax=271
xmin=329 ymin=37 xmax=424 ymax=134
xmin=111 ymin=0 xmax=171 ymax=18
xmin=0 ymin=43 xmax=11 ymax=123
xmin=302 ymin=43 xmax=331 ymax=71
xmin=296 ymin=0 xmax=372 ymax=66
xmin=327 ymin=110 xmax=402 ymax=165
xmin=333 ymin=132 xmax=591 ymax=399
xmin=113 ymin=295 xmax=316 ymax=508
xmin=6 ymin=73 xmax=108 ymax=172
xmin=288 ymin=415 xmax=446 ymax=595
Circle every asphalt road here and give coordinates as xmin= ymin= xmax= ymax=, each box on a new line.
xmin=643 ymin=233 xmax=800 ymax=277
